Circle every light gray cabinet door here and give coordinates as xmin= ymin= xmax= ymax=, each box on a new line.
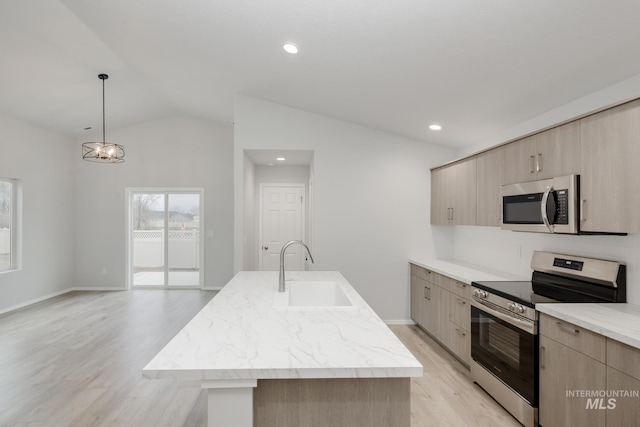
xmin=430 ymin=157 xmax=477 ymax=226
xmin=534 ymin=121 xmax=581 ymax=180
xmin=430 ymin=166 xmax=450 ymax=225
xmin=580 ymin=98 xmax=640 ymax=233
xmin=476 ymin=147 xmax=505 ymax=226
xmin=539 ymin=335 xmax=606 ymax=427
xmin=504 ymin=136 xmax=537 ymax=184
xmin=451 ymin=157 xmax=477 ymax=226
xmin=504 ymin=121 xmax=581 ymax=185
xmin=606 ymin=367 xmax=640 ymax=426
xmin=410 ymin=273 xmax=422 ymax=323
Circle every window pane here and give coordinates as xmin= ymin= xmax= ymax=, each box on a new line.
xmin=132 ymin=193 xmax=165 ymax=286
xmin=168 ymin=193 xmax=200 ymax=287
xmin=0 ymin=181 xmax=11 ymax=271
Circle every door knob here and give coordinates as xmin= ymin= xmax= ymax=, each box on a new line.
xmin=262 ymin=246 xmax=269 ymax=251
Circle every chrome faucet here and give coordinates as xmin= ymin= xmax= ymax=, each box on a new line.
xmin=279 ymin=240 xmax=315 ymax=292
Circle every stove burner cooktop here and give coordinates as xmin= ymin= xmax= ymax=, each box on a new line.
xmin=471 ymin=280 xmax=559 ymax=308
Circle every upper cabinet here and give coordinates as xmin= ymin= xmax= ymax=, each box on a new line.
xmin=580 ymin=99 xmax=640 ymax=233
xmin=430 ymin=97 xmax=640 ymax=233
xmin=504 ymin=121 xmax=581 ymax=184
xmin=431 ymin=157 xmax=477 ymax=226
xmin=476 ymin=147 xmax=505 ymax=227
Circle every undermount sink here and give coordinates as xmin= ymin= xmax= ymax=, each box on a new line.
xmin=273 ymin=281 xmax=354 ymax=308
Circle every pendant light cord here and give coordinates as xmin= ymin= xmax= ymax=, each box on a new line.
xmin=102 ymin=76 xmax=106 ymax=145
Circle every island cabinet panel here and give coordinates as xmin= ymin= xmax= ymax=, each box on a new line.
xmin=476 ymin=147 xmax=505 ymax=227
xmin=580 ymin=98 xmax=640 ymax=233
xmin=254 ymin=378 xmax=410 ymax=427
xmin=430 ymin=157 xmax=477 ymax=226
xmin=504 ymin=121 xmax=580 ymax=185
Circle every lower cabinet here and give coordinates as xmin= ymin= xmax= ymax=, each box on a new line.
xmin=539 ymin=334 xmax=606 ymax=427
xmin=410 ymin=264 xmax=470 ymax=366
xmin=539 ymin=313 xmax=640 ymax=427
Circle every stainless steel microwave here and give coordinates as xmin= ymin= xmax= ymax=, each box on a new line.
xmin=501 ymin=174 xmax=579 ymax=234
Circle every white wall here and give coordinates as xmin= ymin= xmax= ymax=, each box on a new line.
xmin=242 ymin=153 xmax=256 ymax=271
xmin=0 ymin=113 xmax=75 ymax=312
xmin=234 ymin=95 xmax=454 ymax=321
xmin=74 ymin=115 xmax=234 ymax=290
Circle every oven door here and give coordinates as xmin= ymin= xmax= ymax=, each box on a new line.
xmin=471 ymin=302 xmax=538 ymax=405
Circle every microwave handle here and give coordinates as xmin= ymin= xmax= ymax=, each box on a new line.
xmin=541 ymin=185 xmax=554 ymax=233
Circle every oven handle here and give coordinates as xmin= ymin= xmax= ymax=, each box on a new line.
xmin=541 ymin=185 xmax=554 ymax=233
xmin=471 ymin=298 xmax=537 ymax=334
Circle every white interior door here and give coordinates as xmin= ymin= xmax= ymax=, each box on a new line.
xmin=260 ymin=184 xmax=305 ymax=271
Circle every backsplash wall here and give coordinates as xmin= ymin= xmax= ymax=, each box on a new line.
xmin=452 ymin=226 xmax=640 ymax=305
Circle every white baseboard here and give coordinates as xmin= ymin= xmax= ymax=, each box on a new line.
xmin=0 ymin=287 xmax=75 ymax=315
xmin=384 ymin=319 xmax=416 ymax=325
xmin=0 ymin=286 xmax=215 ymax=316
xmin=202 ymin=286 xmax=222 ymax=291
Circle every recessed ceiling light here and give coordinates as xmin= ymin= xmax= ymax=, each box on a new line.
xmin=267 ymin=163 xmax=275 ymax=167
xmin=429 ymin=124 xmax=442 ymax=131
xmin=283 ymin=43 xmax=298 ymax=54
xmin=276 ymin=157 xmax=286 ymax=161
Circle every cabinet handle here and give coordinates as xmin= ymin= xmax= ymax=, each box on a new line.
xmin=450 ymin=207 xmax=454 ymax=221
xmin=537 ymin=153 xmax=542 ymax=172
xmin=556 ymin=321 xmax=580 ymax=334
xmin=499 ymin=203 xmax=502 ymax=221
xmin=457 ymin=282 xmax=466 ymax=289
xmin=424 ymin=286 xmax=430 ymax=300
xmin=529 ymin=155 xmax=535 ymax=173
xmin=540 ymin=345 xmax=546 ymax=369
xmin=580 ymin=199 xmax=587 ymax=222
xmin=456 ymin=328 xmax=466 ymax=337
xmin=456 ymin=297 xmax=466 ymax=305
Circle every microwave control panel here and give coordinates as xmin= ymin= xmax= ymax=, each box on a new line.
xmin=555 ymin=189 xmax=568 ymax=224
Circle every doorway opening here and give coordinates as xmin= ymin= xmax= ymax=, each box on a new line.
xmin=242 ymin=150 xmax=314 ymax=271
xmin=127 ymin=188 xmax=204 ymax=289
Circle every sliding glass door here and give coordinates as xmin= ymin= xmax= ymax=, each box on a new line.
xmin=128 ymin=188 xmax=203 ymax=288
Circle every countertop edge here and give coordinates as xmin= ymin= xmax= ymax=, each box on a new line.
xmin=409 ymin=258 xmax=526 ymax=284
xmin=142 ymin=366 xmax=424 ymax=381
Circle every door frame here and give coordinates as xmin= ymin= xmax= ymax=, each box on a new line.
xmin=257 ymin=183 xmax=307 ymax=271
xmin=125 ymin=187 xmax=205 ymax=289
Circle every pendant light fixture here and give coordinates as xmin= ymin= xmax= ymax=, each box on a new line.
xmin=82 ymin=74 xmax=125 ymax=163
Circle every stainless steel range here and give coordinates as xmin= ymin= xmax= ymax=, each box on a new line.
xmin=470 ymin=251 xmax=626 ymax=427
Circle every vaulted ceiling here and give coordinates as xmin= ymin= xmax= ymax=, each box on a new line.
xmin=2 ymin=0 xmax=640 ymax=148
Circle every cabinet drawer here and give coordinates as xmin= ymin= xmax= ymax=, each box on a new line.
xmin=449 ymin=293 xmax=470 ymax=328
xmin=540 ymin=314 xmax=606 ymax=363
xmin=607 ymin=339 xmax=640 ymax=381
xmin=450 ymin=280 xmax=471 ymax=299
xmin=414 ymin=265 xmax=433 ymax=282
xmin=448 ymin=322 xmax=470 ymax=366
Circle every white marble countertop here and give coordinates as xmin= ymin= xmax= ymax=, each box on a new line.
xmin=537 ymin=303 xmax=640 ymax=350
xmin=409 ymin=258 xmax=527 ymax=284
xmin=142 ymin=271 xmax=423 ymax=381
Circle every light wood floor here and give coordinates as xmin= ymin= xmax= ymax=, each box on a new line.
xmin=0 ymin=291 xmax=521 ymax=426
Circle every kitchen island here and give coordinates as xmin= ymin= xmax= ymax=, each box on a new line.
xmin=142 ymin=271 xmax=423 ymax=427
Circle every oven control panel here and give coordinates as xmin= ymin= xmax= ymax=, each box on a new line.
xmin=553 ymin=257 xmax=584 ymax=271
